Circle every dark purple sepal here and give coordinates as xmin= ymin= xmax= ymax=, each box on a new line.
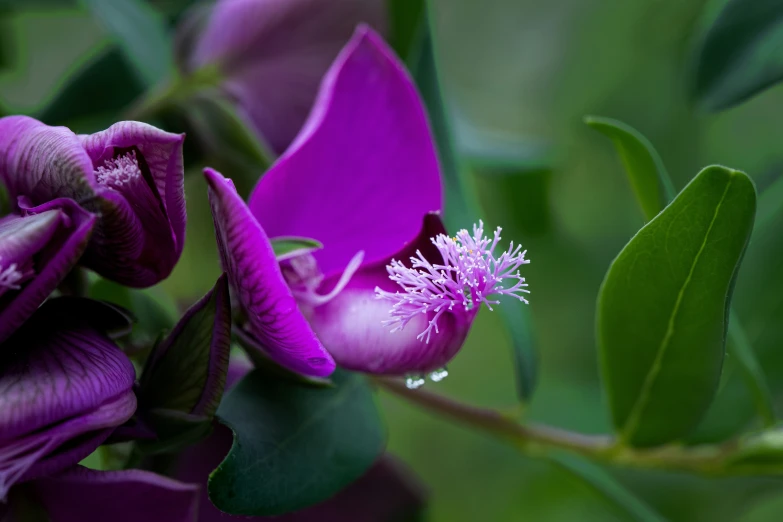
xmin=33 ymin=466 xmax=199 ymax=522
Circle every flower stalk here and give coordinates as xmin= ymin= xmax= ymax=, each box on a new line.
xmin=373 ymin=376 xmax=783 ymax=477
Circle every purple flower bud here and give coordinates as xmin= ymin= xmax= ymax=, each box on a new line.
xmin=0 ymin=117 xmax=186 ymax=288
xmin=205 ymin=28 xmax=529 ymax=379
xmin=186 ymin=0 xmax=386 ymax=153
xmin=0 ymin=198 xmax=96 ymax=344
xmin=0 ymin=298 xmax=137 ymax=500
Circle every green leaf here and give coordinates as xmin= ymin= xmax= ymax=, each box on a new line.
xmin=689 ymin=0 xmax=783 ymax=111
xmin=37 ymin=45 xmax=145 ymax=127
xmin=208 ymin=369 xmax=385 ymax=516
xmin=584 ymin=115 xmax=675 ymax=221
xmin=79 ymin=0 xmax=174 ymax=87
xmin=183 ymin=92 xmax=274 ymax=198
xmin=598 ymin=166 xmax=756 ymax=447
xmin=552 ymin=453 xmax=666 ymax=522
xmin=139 ymin=274 xmax=231 ymax=418
xmin=270 ymin=236 xmax=323 ymax=261
xmin=387 ymin=0 xmax=425 ymax=62
xmin=88 ymin=277 xmax=179 ymax=347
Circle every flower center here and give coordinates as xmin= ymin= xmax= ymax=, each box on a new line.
xmin=0 ymin=257 xmax=32 ymax=298
xmin=94 ymin=151 xmax=142 ymax=190
xmin=375 ymin=221 xmax=530 ymax=343
xmin=282 ymin=251 xmax=365 ymax=307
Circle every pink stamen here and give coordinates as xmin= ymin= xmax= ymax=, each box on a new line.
xmin=0 ymin=257 xmax=29 ymax=298
xmin=375 ymin=221 xmax=530 ymax=343
xmin=95 ymin=151 xmax=142 ymax=189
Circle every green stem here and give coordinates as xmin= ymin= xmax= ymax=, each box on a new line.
xmin=373 ymin=377 xmax=780 ymax=477
xmin=125 ymin=65 xmax=223 ymax=121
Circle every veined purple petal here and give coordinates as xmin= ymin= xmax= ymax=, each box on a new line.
xmin=205 ymin=168 xmax=335 ymax=377
xmin=80 ymin=121 xmax=186 ymax=287
xmin=0 ymin=116 xmax=95 ymax=203
xmin=0 ymin=199 xmax=96 ymax=344
xmin=248 ymin=26 xmax=442 ymax=279
xmin=0 ymin=299 xmax=136 ymax=497
xmin=191 ymin=0 xmax=386 ymax=153
xmin=309 ymin=214 xmax=476 ymax=374
xmin=34 ymin=466 xmax=199 ymax=522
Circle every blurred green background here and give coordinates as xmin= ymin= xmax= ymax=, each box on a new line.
xmin=6 ymin=0 xmax=783 ymax=520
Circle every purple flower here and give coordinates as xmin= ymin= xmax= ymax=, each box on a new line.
xmin=206 ymin=27 xmax=530 ymax=379
xmin=187 ymin=0 xmax=386 ymax=153
xmin=0 ymin=298 xmax=137 ymax=500
xmin=0 ymin=198 xmax=96 ymax=344
xmin=0 ymin=117 xmax=186 ymax=288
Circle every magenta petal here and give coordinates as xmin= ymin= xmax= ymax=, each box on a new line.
xmin=0 ymin=299 xmax=136 ymax=497
xmin=0 ymin=199 xmax=96 ymax=344
xmin=205 ymin=168 xmax=335 ymax=377
xmin=248 ymin=26 xmax=443 ymax=279
xmin=34 ymin=466 xmax=199 ymax=522
xmin=79 ymin=121 xmax=187 ymax=287
xmin=310 ymin=214 xmax=476 ymax=374
xmin=192 ymin=0 xmax=386 ymax=153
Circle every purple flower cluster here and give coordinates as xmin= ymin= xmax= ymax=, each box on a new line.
xmin=0 ymin=1 xmax=529 ymax=520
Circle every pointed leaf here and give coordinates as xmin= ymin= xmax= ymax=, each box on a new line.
xmin=585 ymin=116 xmax=675 ymax=221
xmin=690 ymin=0 xmax=783 ymax=111
xmin=139 ymin=274 xmax=231 ymax=419
xmin=270 ymin=236 xmax=323 ymax=261
xmin=208 ymin=368 xmax=385 ymax=516
xmin=79 ymin=0 xmax=174 ymax=87
xmin=598 ymin=166 xmax=756 ymax=447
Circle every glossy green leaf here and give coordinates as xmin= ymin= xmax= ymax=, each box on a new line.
xmin=37 ymin=45 xmax=145 ymax=127
xmin=585 ymin=115 xmax=674 ymax=221
xmin=139 ymin=274 xmax=231 ymax=418
xmin=598 ymin=166 xmax=756 ymax=447
xmin=183 ymin=92 xmax=274 ymax=197
xmin=589 ymin=117 xmax=774 ymax=439
xmin=690 ymin=0 xmax=783 ymax=111
xmin=209 ymin=369 xmax=385 ymax=516
xmin=80 ymin=0 xmax=173 ymax=87
xmin=270 ymin=236 xmax=323 ymax=261
xmin=552 ymin=454 xmax=666 ymax=522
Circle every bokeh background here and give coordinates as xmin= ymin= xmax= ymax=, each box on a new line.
xmin=5 ymin=0 xmax=783 ymax=520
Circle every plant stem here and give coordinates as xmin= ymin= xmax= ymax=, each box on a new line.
xmin=373 ymin=377 xmax=778 ymax=477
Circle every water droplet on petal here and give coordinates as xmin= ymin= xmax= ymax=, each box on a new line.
xmin=429 ymin=367 xmax=449 ymax=383
xmin=405 ymin=374 xmax=426 ymax=389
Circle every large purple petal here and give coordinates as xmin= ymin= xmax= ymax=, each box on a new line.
xmin=309 ymin=214 xmax=477 ymax=374
xmin=248 ymin=26 xmax=442 ymax=279
xmin=34 ymin=466 xmax=198 ymax=522
xmin=176 ymin=423 xmax=424 ymax=522
xmin=79 ymin=121 xmax=186 ymax=287
xmin=191 ymin=0 xmax=386 ymax=153
xmin=0 ymin=299 xmax=136 ymax=497
xmin=205 ymin=168 xmax=334 ymax=377
xmin=0 ymin=199 xmax=96 ymax=344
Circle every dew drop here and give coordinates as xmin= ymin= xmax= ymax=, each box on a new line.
xmin=429 ymin=367 xmax=449 ymax=383
xmin=405 ymin=374 xmax=426 ymax=389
